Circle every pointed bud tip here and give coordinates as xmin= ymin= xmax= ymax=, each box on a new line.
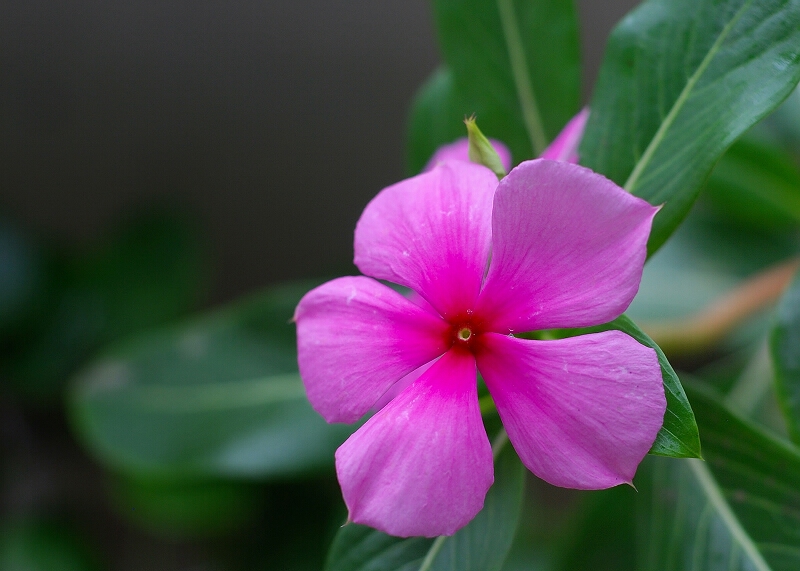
xmin=464 ymin=116 xmax=506 ymax=179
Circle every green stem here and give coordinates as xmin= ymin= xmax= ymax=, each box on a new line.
xmin=492 ymin=428 xmax=509 ymax=459
xmin=496 ymin=0 xmax=548 ymax=155
xmin=418 ymin=536 xmax=447 ymax=571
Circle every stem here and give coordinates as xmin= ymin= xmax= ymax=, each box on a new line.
xmin=492 ymin=428 xmax=509 ymax=459
xmin=418 ymin=536 xmax=447 ymax=571
xmin=495 ymin=0 xmax=548 ymax=155
xmin=642 ymin=257 xmax=800 ymax=357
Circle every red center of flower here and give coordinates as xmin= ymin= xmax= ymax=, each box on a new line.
xmin=447 ymin=313 xmax=485 ymax=352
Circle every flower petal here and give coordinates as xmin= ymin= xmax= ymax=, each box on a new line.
xmin=477 ymin=160 xmax=658 ymax=332
xmin=354 ymin=161 xmax=497 ymax=320
xmin=295 ymin=276 xmax=450 ymax=423
xmin=476 ymin=331 xmax=665 ymax=489
xmin=424 ymin=137 xmax=513 ymax=173
xmin=539 ymin=108 xmax=589 ymax=163
xmin=371 ymin=358 xmax=436 ymax=412
xmin=336 ymin=348 xmax=493 ymax=537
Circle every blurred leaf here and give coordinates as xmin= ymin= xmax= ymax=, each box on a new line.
xmin=406 ymin=68 xmax=473 ymax=175
xmin=760 ymin=84 xmax=800 ymax=152
xmin=629 ymin=206 xmax=798 ymax=326
xmin=638 ymin=385 xmax=800 ymax=571
xmin=110 ymin=477 xmax=261 ymax=538
xmin=0 ymin=216 xmax=45 ymax=336
xmin=0 ymin=521 xmax=100 ymax=571
xmin=705 ymin=134 xmax=800 ymax=230
xmin=580 ymin=0 xmax=800 ymax=254
xmin=3 ymin=209 xmax=206 ymax=399
xmin=325 ymin=440 xmax=525 ymax=571
xmin=770 ymin=267 xmax=800 ymax=443
xmin=69 ymin=281 xmax=352 ymax=478
xmin=554 ymin=487 xmax=636 ymax=571
xmin=410 ymin=0 xmax=580 ymax=167
xmin=561 ymin=315 xmax=701 ymax=459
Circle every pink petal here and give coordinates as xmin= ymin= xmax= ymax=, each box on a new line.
xmin=295 ymin=276 xmax=450 ymax=423
xmin=336 ymin=348 xmax=493 ymax=537
xmin=539 ymin=108 xmax=589 ymax=163
xmin=406 ymin=289 xmax=438 ymax=315
xmin=475 ymin=331 xmax=665 ymax=489
xmin=424 ymin=138 xmax=513 ymax=173
xmin=476 ymin=160 xmax=658 ymax=332
xmin=371 ymin=358 xmax=436 ymax=412
xmin=355 ymin=161 xmax=497 ymax=320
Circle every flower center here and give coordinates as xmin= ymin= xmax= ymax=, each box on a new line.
xmin=447 ymin=312 xmax=485 ymax=353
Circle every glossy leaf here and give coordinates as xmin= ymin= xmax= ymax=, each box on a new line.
xmin=639 ymin=385 xmax=800 ymax=571
xmin=414 ymin=0 xmax=580 ymax=166
xmin=580 ymin=0 xmax=800 ymax=254
xmin=561 ymin=315 xmax=701 ymax=459
xmin=68 ymin=281 xmax=352 ymax=478
xmin=325 ymin=440 xmax=525 ymax=571
xmin=770 ymin=267 xmax=800 ymax=443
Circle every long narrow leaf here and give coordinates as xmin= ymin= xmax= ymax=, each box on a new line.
xmin=639 ymin=385 xmax=800 ymax=571
xmin=581 ymin=0 xmax=800 ymax=254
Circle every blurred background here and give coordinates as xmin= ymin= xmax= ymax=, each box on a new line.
xmin=1 ymin=0 xmax=637 ymax=303
xmin=0 ymin=1 xmax=642 ymax=570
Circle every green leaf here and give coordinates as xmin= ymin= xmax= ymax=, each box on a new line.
xmin=770 ymin=267 xmax=800 ymax=443
xmin=406 ymin=68 xmax=473 ymax=175
xmin=566 ymin=315 xmax=701 ymax=459
xmin=109 ymin=477 xmax=261 ymax=538
xmin=704 ymin=134 xmax=800 ymax=231
xmin=628 ymin=206 xmax=798 ymax=326
xmin=68 ymin=281 xmax=352 ymax=478
xmin=425 ymin=0 xmax=580 ymax=162
xmin=325 ymin=439 xmax=525 ymax=571
xmin=554 ymin=487 xmax=636 ymax=571
xmin=0 ymin=521 xmax=100 ymax=571
xmin=580 ymin=0 xmax=800 ymax=254
xmin=638 ymin=385 xmax=800 ymax=571
xmin=3 ymin=210 xmax=206 ymax=399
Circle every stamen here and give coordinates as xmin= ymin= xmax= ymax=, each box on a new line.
xmin=458 ymin=327 xmax=472 ymax=341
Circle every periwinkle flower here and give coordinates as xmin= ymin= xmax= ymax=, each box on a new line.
xmin=294 ymin=116 xmax=665 ymax=538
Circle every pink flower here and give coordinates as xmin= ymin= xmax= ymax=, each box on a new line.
xmin=539 ymin=107 xmax=589 ymax=163
xmin=294 ymin=128 xmax=665 ymax=540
